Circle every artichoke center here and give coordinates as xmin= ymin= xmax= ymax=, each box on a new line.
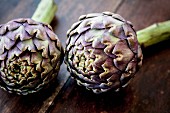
xmin=4 ymin=58 xmax=37 ymax=85
xmin=11 ymin=64 xmax=20 ymax=73
xmin=9 ymin=60 xmax=32 ymax=75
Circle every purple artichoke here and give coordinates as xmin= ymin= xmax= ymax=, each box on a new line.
xmin=65 ymin=12 xmax=143 ymax=93
xmin=0 ymin=18 xmax=64 ymax=95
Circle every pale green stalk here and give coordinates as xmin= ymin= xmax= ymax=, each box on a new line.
xmin=137 ymin=20 xmax=170 ymax=47
xmin=31 ymin=0 xmax=57 ymax=24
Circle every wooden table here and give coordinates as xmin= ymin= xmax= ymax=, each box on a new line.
xmin=0 ymin=0 xmax=170 ymax=113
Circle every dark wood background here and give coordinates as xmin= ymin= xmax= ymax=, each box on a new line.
xmin=0 ymin=0 xmax=170 ymax=113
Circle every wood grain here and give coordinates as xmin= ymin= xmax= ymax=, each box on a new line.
xmin=0 ymin=0 xmax=40 ymax=24
xmin=117 ymin=0 xmax=170 ymax=30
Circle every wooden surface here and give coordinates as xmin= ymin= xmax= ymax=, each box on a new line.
xmin=0 ymin=0 xmax=170 ymax=113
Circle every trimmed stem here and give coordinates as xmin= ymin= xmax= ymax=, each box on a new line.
xmin=31 ymin=0 xmax=57 ymax=24
xmin=137 ymin=20 xmax=170 ymax=47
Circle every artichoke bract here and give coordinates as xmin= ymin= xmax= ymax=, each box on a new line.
xmin=0 ymin=18 xmax=64 ymax=95
xmin=65 ymin=12 xmax=143 ymax=93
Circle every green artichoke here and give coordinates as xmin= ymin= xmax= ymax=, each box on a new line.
xmin=65 ymin=12 xmax=143 ymax=93
xmin=0 ymin=18 xmax=64 ymax=95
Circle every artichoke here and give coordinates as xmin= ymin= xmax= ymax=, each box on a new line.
xmin=65 ymin=12 xmax=143 ymax=93
xmin=0 ymin=18 xmax=64 ymax=95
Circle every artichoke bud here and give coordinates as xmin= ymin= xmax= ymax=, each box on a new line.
xmin=0 ymin=18 xmax=64 ymax=95
xmin=65 ymin=12 xmax=143 ymax=93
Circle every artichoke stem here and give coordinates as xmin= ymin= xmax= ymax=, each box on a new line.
xmin=137 ymin=20 xmax=170 ymax=47
xmin=31 ymin=0 xmax=57 ymax=24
